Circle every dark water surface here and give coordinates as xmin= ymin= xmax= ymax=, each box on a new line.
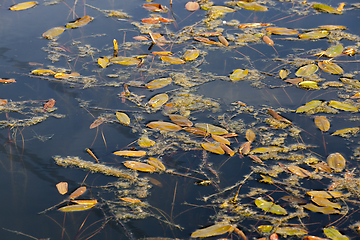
xmin=1 ymin=0 xmax=360 ymax=239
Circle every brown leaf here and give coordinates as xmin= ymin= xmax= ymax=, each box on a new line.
xmin=69 ymin=186 xmax=86 ymax=199
xmin=314 ymin=116 xmax=330 ymax=132
xmin=185 ymin=1 xmax=199 ymax=11
xmin=56 ymin=182 xmax=68 ymax=195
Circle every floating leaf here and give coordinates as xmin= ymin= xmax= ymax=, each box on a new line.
xmin=116 ymin=112 xmax=130 ymax=126
xmin=146 ymin=77 xmax=172 ymax=89
xmin=123 ymin=161 xmax=156 ymax=172
xmin=110 ymin=56 xmax=141 ymax=65
xmin=44 ymin=99 xmax=55 ymax=111
xmin=327 ymin=153 xmax=346 ymax=172
xmin=147 ymin=121 xmax=182 ymax=131
xmin=69 ymin=186 xmax=86 ymax=199
xmin=314 ymin=116 xmax=330 ymax=132
xmin=307 ymin=191 xmax=343 ymax=198
xmin=299 ymin=31 xmax=329 ymax=39
xmin=249 ymin=155 xmax=263 ymax=164
xmin=42 ymin=27 xmax=65 ymax=39
xmin=211 ymin=6 xmax=235 ymax=13
xmin=237 ymin=2 xmax=268 ymax=11
xmin=299 ymin=81 xmax=320 ymax=89
xmin=147 ymin=157 xmax=166 ymax=171
xmin=0 ymin=78 xmax=16 ymax=84
xmin=0 ymin=99 xmax=8 ymax=106
xmin=183 ymin=127 xmax=207 ymax=136
xmin=311 ymin=197 xmax=341 ymax=209
xmin=319 ymin=25 xmax=347 ymax=30
xmin=31 ymin=69 xmax=56 ymax=76
xmin=296 ymin=100 xmax=323 ymax=113
xmin=255 ymin=198 xmax=287 ymax=215
xmin=58 ymin=204 xmax=95 ymax=212
xmin=54 ymin=72 xmax=80 ymax=79
xmin=113 ymin=150 xmax=147 ymax=157
xmin=284 ymin=78 xmax=303 ymax=85
xmin=195 ymin=123 xmax=228 ymax=135
xmin=143 ymin=3 xmax=167 ymax=12
xmin=328 ymin=101 xmax=358 ymax=112
xmin=281 ymin=196 xmax=307 ymax=204
xmin=331 ymin=127 xmax=360 ymax=137
xmin=119 ymin=197 xmax=142 ymax=203
xmin=195 ymin=180 xmax=212 ymax=186
xmin=138 ymin=136 xmax=155 ymax=148
xmin=279 ymin=69 xmax=290 ymax=79
xmin=245 ymin=129 xmax=255 ymax=142
xmin=194 ymin=37 xmax=221 ymax=45
xmin=250 ymin=147 xmax=282 ymax=154
xmin=152 ymin=51 xmax=173 ymax=56
xmin=71 ymin=200 xmax=98 ymax=205
xmin=239 ymin=141 xmax=251 ymax=155
xmin=201 ymin=142 xmax=225 ymax=155
xmin=98 ymin=57 xmax=110 ymax=68
xmin=185 ymin=1 xmax=199 ymax=11
xmin=268 ymin=109 xmax=291 ymax=124
xmin=295 ymin=64 xmax=318 ymax=77
xmin=9 ymin=1 xmax=37 ymax=11
xmin=148 ymin=93 xmax=169 ymax=108
xmin=258 ymin=225 xmax=273 ymax=233
xmin=221 ymin=143 xmax=235 ymax=156
xmin=324 ymin=44 xmax=344 ymax=58
xmin=318 ymin=61 xmax=344 ymax=75
xmin=303 ymin=204 xmax=340 ymax=214
xmin=266 ymin=27 xmax=299 ymax=35
xmin=66 ymin=15 xmax=93 ymax=29
xmin=275 ymin=227 xmax=308 ymax=236
xmin=161 ymin=56 xmax=186 ymax=64
xmin=263 ymin=35 xmax=274 ymax=45
xmin=312 ymin=4 xmax=342 ymax=14
xmin=218 ymin=36 xmax=229 ymax=46
xmin=212 ymin=134 xmax=230 ymax=145
xmin=287 ymin=165 xmax=312 ymax=177
xmin=183 ymin=49 xmax=200 ymax=61
xmin=323 ymin=227 xmax=349 ymax=240
xmin=230 ymin=69 xmax=249 ymax=81
xmin=56 ymin=182 xmax=68 ymax=195
xmin=169 ymin=114 xmax=193 ymax=127
xmin=191 ymin=223 xmax=234 ymax=238
xmin=90 ymin=117 xmax=106 ymax=129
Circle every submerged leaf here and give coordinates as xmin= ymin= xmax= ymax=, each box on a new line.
xmin=275 ymin=227 xmax=308 ymax=236
xmin=255 ymin=198 xmax=287 ymax=215
xmin=123 ymin=161 xmax=156 ymax=172
xmin=185 ymin=1 xmax=199 ymax=11
xmin=230 ymin=69 xmax=249 ymax=81
xmin=250 ymin=147 xmax=282 ymax=154
xmin=9 ymin=1 xmax=37 ymax=11
xmin=191 ymin=223 xmax=234 ymax=238
xmin=211 ymin=6 xmax=235 ymax=13
xmin=90 ymin=117 xmax=106 ymax=129
xmin=66 ymin=15 xmax=93 ymax=29
xmin=314 ymin=116 xmax=330 ymax=132
xmin=331 ymin=127 xmax=360 ymax=137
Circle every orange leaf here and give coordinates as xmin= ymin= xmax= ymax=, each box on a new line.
xmin=113 ymin=150 xmax=147 ymax=157
xmin=56 ymin=182 xmax=68 ymax=195
xmin=185 ymin=1 xmax=199 ymax=11
xmin=44 ymin=99 xmax=55 ymax=110
xmin=69 ymin=186 xmax=86 ymax=199
xmin=90 ymin=117 xmax=106 ymax=129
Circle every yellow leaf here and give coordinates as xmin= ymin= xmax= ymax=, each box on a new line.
xmin=191 ymin=223 xmax=234 ymax=238
xmin=266 ymin=27 xmax=299 ymax=35
xmin=245 ymin=129 xmax=255 ymax=142
xmin=42 ymin=27 xmax=65 ymax=39
xmin=138 ymin=136 xmax=155 ymax=148
xmin=314 ymin=116 xmax=330 ymax=132
xmin=119 ymin=197 xmax=142 ymax=203
xmin=328 ymin=100 xmax=358 ymax=112
xmin=287 ymin=165 xmax=312 ymax=177
xmin=147 ymin=157 xmax=166 ymax=171
xmin=230 ymin=69 xmax=249 ymax=81
xmin=123 ymin=161 xmax=156 ymax=172
xmin=110 ymin=56 xmax=141 ymax=65
xmin=98 ymin=57 xmax=110 ymax=68
xmin=58 ymin=204 xmax=95 ymax=212
xmin=148 ymin=93 xmax=169 ymax=108
xmin=169 ymin=114 xmax=193 ymax=127
xmin=146 ymin=77 xmax=172 ymax=89
xmin=113 ymin=150 xmax=147 ymax=157
xmin=296 ymin=100 xmax=323 ymax=113
xmin=298 ymin=30 xmax=329 ymax=39
xmin=221 ymin=143 xmax=235 ymax=156
xmin=116 ymin=112 xmax=130 ymax=126
xmin=295 ymin=64 xmax=318 ymax=77
xmin=183 ymin=49 xmax=200 ymax=61
xmin=9 ymin=1 xmax=37 ymax=11
xmin=327 ymin=153 xmax=346 ymax=172
xmin=279 ymin=69 xmax=290 ymax=79
xmin=71 ymin=200 xmax=98 ymax=205
xmin=66 ymin=15 xmax=94 ymax=29
xmin=299 ymin=81 xmax=320 ymax=89
xmin=147 ymin=121 xmax=182 ymax=131
xmin=303 ymin=203 xmax=340 ymax=214
xmin=31 ymin=69 xmax=56 ymax=76
xmin=318 ymin=61 xmax=344 ymax=75
xmin=331 ymin=127 xmax=360 ymax=137
xmin=311 ymin=197 xmax=341 ymax=209
xmin=307 ymin=191 xmax=343 ymax=198
xmin=201 ymin=142 xmax=225 ymax=155
xmin=237 ymin=2 xmax=268 ymax=11
xmin=161 ymin=56 xmax=186 ymax=64
xmin=211 ymin=134 xmax=230 ymax=145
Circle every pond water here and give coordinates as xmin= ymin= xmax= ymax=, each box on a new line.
xmin=1 ymin=0 xmax=360 ymax=239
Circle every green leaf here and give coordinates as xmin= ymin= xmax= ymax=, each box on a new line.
xmin=255 ymin=198 xmax=287 ymax=215
xmin=323 ymin=227 xmax=349 ymax=240
xmin=312 ymin=4 xmax=342 ymax=14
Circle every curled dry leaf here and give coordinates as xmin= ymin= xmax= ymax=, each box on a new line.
xmin=0 ymin=99 xmax=8 ymax=106
xmin=56 ymin=182 xmax=68 ymax=195
xmin=143 ymin=3 xmax=167 ymax=12
xmin=44 ymin=99 xmax=55 ymax=111
xmin=185 ymin=1 xmax=199 ymax=11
